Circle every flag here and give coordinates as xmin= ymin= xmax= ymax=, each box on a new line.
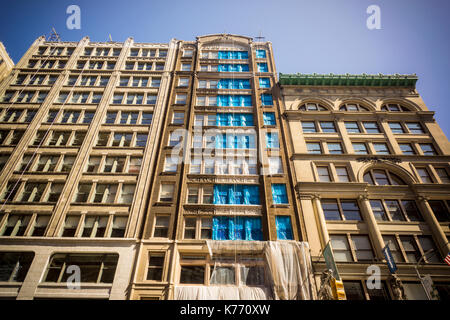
xmin=445 ymin=252 xmax=450 ymax=266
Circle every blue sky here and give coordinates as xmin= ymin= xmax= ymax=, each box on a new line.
xmin=1 ymin=0 xmax=449 ymax=137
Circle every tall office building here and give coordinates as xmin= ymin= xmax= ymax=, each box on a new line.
xmin=0 ymin=36 xmax=176 ymax=299
xmin=130 ymin=34 xmax=310 ymax=300
xmin=279 ymin=73 xmax=450 ymax=300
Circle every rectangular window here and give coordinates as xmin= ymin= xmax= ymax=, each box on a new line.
xmin=351 ymin=235 xmax=375 ymax=262
xmin=406 ymin=122 xmax=424 ymax=134
xmin=261 ymin=94 xmax=273 ymax=106
xmin=399 ymin=143 xmax=415 ymax=155
xmin=352 ymin=142 xmax=368 ymax=154
xmin=341 ymin=200 xmax=362 ymax=221
xmin=382 ymin=236 xmax=404 ymax=263
xmin=257 ymin=63 xmax=268 ymax=72
xmin=184 ymin=218 xmax=196 ymax=239
xmin=428 ymin=200 xmax=449 ymax=222
xmin=327 ymin=142 xmax=343 ymax=154
xmin=263 ymin=112 xmax=276 ymax=126
xmin=317 ymin=166 xmax=331 ymax=182
xmin=419 ymin=143 xmax=436 ymax=155
xmin=401 ymin=200 xmax=423 ymax=221
xmin=275 ymin=216 xmax=293 ymax=240
xmin=363 ymin=122 xmax=381 ymax=133
xmin=268 ymin=157 xmax=283 ymax=175
xmin=373 ymin=143 xmax=390 ymax=155
xmin=180 ymin=266 xmax=205 ymax=284
xmin=302 ymin=121 xmax=316 ymax=133
xmin=320 ymin=121 xmax=336 ymax=133
xmin=0 ymin=252 xmax=34 ymax=282
xmin=330 ymin=235 xmax=352 ymax=262
xmin=172 ymin=112 xmax=184 ymax=125
xmin=306 ymin=142 xmax=322 ymax=154
xmin=255 ymin=49 xmax=266 ymax=58
xmin=370 ymin=200 xmax=388 ymax=221
xmin=272 ymin=184 xmax=288 ymax=204
xmin=159 ymin=184 xmax=174 ymax=202
xmin=416 ymin=167 xmax=433 ymax=183
xmin=336 ymin=166 xmax=350 ymax=182
xmin=435 ymin=167 xmax=450 ymax=183
xmin=265 ymin=132 xmax=279 ymax=149
xmin=400 ymin=236 xmax=421 ymax=263
xmin=175 ymin=94 xmax=187 ymax=104
xmin=389 ymin=122 xmax=405 ymax=134
xmin=385 ymin=200 xmax=406 ymax=221
xmin=154 ymin=216 xmax=170 ymax=238
xmin=44 ymin=253 xmax=118 ymax=283
xmin=259 ymin=77 xmax=270 ymax=88
xmin=147 ymin=254 xmax=165 ymax=281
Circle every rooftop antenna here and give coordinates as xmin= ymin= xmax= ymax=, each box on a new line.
xmin=255 ymin=30 xmax=265 ymax=42
xmin=47 ymin=27 xmax=61 ymax=42
xmin=108 ymin=34 xmax=113 ymax=42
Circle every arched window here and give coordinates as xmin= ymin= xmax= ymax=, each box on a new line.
xmin=363 ymin=169 xmax=406 ymax=186
xmin=299 ymin=102 xmax=327 ymax=111
xmin=381 ymin=103 xmax=411 ymax=112
xmin=339 ymin=103 xmax=369 ymax=112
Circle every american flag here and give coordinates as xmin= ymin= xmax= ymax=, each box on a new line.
xmin=445 ymin=252 xmax=450 ymax=266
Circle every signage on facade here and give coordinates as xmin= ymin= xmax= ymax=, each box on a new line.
xmin=382 ymin=244 xmax=397 ymax=274
xmin=323 ymin=242 xmax=341 ymax=281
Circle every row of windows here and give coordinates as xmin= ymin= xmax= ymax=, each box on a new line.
xmin=66 ymin=75 xmax=109 ymax=87
xmin=118 ymin=76 xmax=161 ymax=88
xmin=27 ymin=59 xmax=68 ymax=69
xmin=193 ymin=63 xmax=269 ymax=73
xmin=103 ymin=111 xmax=153 ymax=125
xmin=302 ymin=120 xmax=426 ymax=135
xmin=95 ymin=131 xmax=147 ymax=148
xmin=129 ymin=48 xmax=167 ymax=58
xmin=112 ymin=92 xmax=158 ymax=105
xmin=2 ymin=90 xmax=48 ymax=103
xmin=299 ymin=102 xmax=416 ymax=112
xmin=56 ymin=91 xmax=103 ymax=104
xmin=31 ymin=130 xmax=85 ymax=147
xmin=73 ymin=182 xmax=135 ymax=204
xmin=0 ymin=252 xmax=118 ymax=284
xmin=124 ymin=61 xmax=165 ymax=71
xmin=85 ymin=155 xmax=142 ymax=174
xmin=0 ymin=181 xmax=64 ymax=203
xmin=45 ymin=110 xmax=94 ymax=124
xmin=331 ymin=233 xmax=442 ymax=264
xmin=0 ymin=129 xmax=25 ymax=146
xmin=315 ymin=163 xmax=449 ymax=185
xmin=197 ymin=78 xmax=271 ymax=89
xmin=36 ymin=46 xmax=75 ymax=56
xmin=193 ymin=112 xmax=276 ymax=127
xmin=14 ymin=74 xmax=58 ymax=86
xmin=305 ymin=141 xmax=438 ymax=156
xmin=184 ymin=156 xmax=269 ymax=175
xmin=199 ymin=49 xmax=266 ymax=60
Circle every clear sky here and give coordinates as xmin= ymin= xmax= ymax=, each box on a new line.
xmin=1 ymin=0 xmax=449 ymax=137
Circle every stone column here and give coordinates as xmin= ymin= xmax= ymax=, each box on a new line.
xmin=417 ymin=196 xmax=450 ymax=256
xmin=312 ymin=194 xmax=330 ymax=246
xmin=357 ymin=194 xmax=385 ymax=260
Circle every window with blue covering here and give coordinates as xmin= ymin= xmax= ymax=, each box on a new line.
xmin=261 ymin=94 xmax=273 ymax=106
xmin=218 ymin=64 xmax=250 ymax=72
xmin=257 ymin=63 xmax=268 ymax=72
xmin=213 ymin=185 xmax=260 ymax=205
xmin=218 ymin=51 xmax=249 ymax=60
xmin=216 ymin=113 xmax=253 ymax=126
xmin=272 ymin=184 xmax=288 ymax=204
xmin=275 ymin=216 xmax=293 ymax=240
xmin=265 ymin=132 xmax=279 ymax=148
xmin=255 ymin=50 xmax=266 ymax=58
xmin=218 ymin=79 xmax=251 ymax=89
xmin=212 ymin=216 xmax=262 ymax=241
xmin=259 ymin=78 xmax=270 ymax=88
xmin=263 ymin=112 xmax=276 ymax=126
xmin=217 ymin=95 xmax=252 ymax=107
xmin=215 ymin=134 xmax=255 ymax=149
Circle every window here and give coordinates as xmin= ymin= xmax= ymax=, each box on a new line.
xmin=212 ymin=216 xmax=262 ymax=241
xmin=435 ymin=167 xmax=450 ymax=183
xmin=1 ymin=214 xmax=31 ymax=236
xmin=327 ymin=142 xmax=343 ymax=154
xmin=19 ymin=182 xmax=47 ymax=202
xmin=317 ymin=166 xmax=331 ymax=182
xmin=373 ymin=143 xmax=390 ymax=155
xmin=44 ymin=253 xmax=118 ymax=283
xmin=172 ymin=112 xmax=184 ymax=125
xmin=275 ymin=216 xmax=293 ymax=240
xmin=0 ymin=252 xmax=34 ymax=282
xmin=352 ymin=235 xmax=375 ymax=261
xmin=306 ymin=142 xmax=322 ymax=154
xmin=272 ymin=184 xmax=288 ymax=204
xmin=164 ymin=155 xmax=179 ymax=173
xmin=73 ymin=183 xmax=92 ymax=202
xmin=147 ymin=254 xmax=165 ymax=280
xmin=184 ymin=218 xmax=196 ymax=239
xmin=401 ymin=200 xmax=423 ymax=221
xmin=370 ymin=200 xmax=388 ymax=221
xmin=118 ymin=185 xmax=135 ymax=204
xmin=257 ymin=63 xmax=268 ymax=72
xmin=178 ymin=78 xmax=189 ymax=87
xmin=259 ymin=78 xmax=270 ymax=88
xmin=181 ymin=63 xmax=191 ymax=71
xmin=213 ymin=185 xmax=259 ymax=205
xmin=406 ymin=122 xmax=424 ymax=134
xmin=335 ymin=166 xmax=350 ymax=182
xmin=268 ymin=157 xmax=283 ymax=175
xmin=399 ymin=143 xmax=416 ymax=155
xmin=263 ymin=112 xmax=276 ymax=126
xmin=180 ymin=266 xmax=205 ymax=284
xmin=389 ymin=122 xmax=405 ymax=134
xmin=419 ymin=143 xmax=436 ymax=155
xmin=154 ymin=216 xmax=170 ymax=237
xmin=81 ymin=216 xmax=108 ymax=238
xmin=418 ymin=236 xmax=441 ymax=263
xmin=343 ymin=281 xmax=365 ymax=300
xmin=261 ymin=94 xmax=273 ymax=106
xmin=352 ymin=142 xmax=368 ymax=154
xmin=159 ymin=184 xmax=174 ymax=202
xmin=299 ymin=103 xmax=327 ymax=111
xmin=428 ymin=200 xmax=449 ymax=222
xmin=111 ymin=216 xmax=127 ymax=237
xmin=183 ymin=49 xmax=193 ymax=57
xmin=399 ymin=236 xmax=421 ymax=263
xmin=330 ymin=235 xmax=352 ymax=262
xmin=363 ymin=169 xmax=406 ymax=186
xmin=381 ymin=103 xmax=411 ymax=112
xmin=322 ymin=199 xmax=362 ymax=221
xmin=302 ymin=121 xmax=316 ymax=133
xmin=175 ymin=94 xmax=187 ymax=104
xmin=93 ymin=184 xmax=117 ymax=203
xmin=320 ymin=121 xmax=336 ymax=133
xmin=382 ymin=235 xmax=404 ymax=263
xmin=339 ymin=103 xmax=369 ymax=112
xmin=416 ymin=167 xmax=433 ymax=183
xmin=265 ymin=132 xmax=279 ymax=148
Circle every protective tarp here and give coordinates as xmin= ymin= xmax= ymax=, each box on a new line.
xmin=264 ymin=241 xmax=314 ymax=300
xmin=217 ymin=95 xmax=252 ymax=107
xmin=174 ymin=241 xmax=314 ymax=300
xmin=213 ymin=185 xmax=260 ymax=205
xmin=174 ymin=286 xmax=270 ymax=300
xmin=212 ymin=216 xmax=263 ymax=241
